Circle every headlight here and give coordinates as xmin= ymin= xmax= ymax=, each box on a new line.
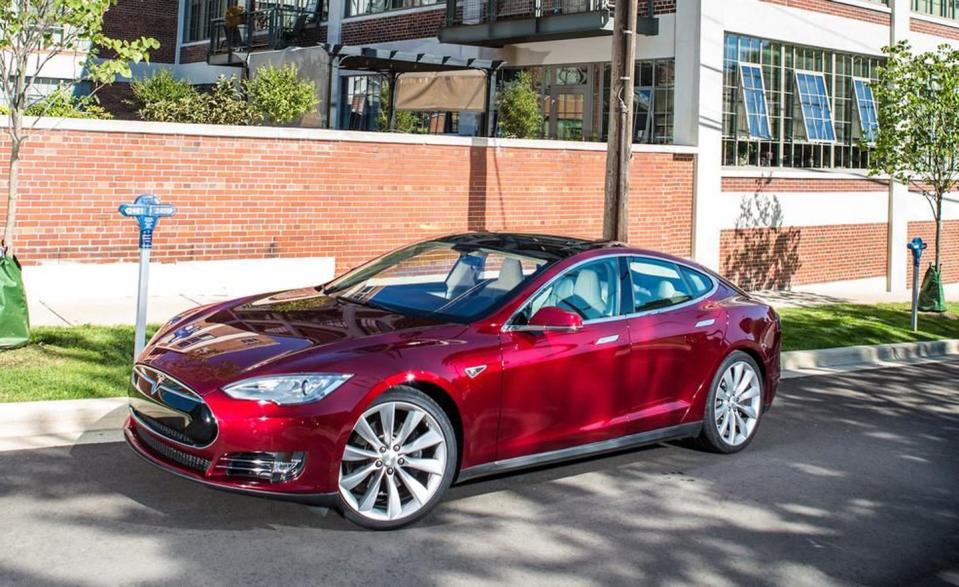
xmin=222 ymin=374 xmax=353 ymax=405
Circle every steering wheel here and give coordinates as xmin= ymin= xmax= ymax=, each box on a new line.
xmin=557 ymin=295 xmax=592 ymax=320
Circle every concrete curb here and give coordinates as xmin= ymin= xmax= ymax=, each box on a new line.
xmin=1 ymin=339 xmax=956 ymax=451
xmin=781 ymin=339 xmax=959 ymax=379
xmin=0 ymin=398 xmax=127 ymax=452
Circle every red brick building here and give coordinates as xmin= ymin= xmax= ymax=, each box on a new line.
xmin=4 ymin=0 xmax=959 ymax=294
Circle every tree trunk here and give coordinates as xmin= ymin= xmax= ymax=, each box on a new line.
xmin=934 ymin=192 xmax=943 ymax=270
xmin=602 ymin=0 xmax=638 ymax=242
xmin=3 ymin=134 xmax=21 ymax=257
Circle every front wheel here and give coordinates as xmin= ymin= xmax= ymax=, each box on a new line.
xmin=699 ymin=351 xmax=764 ymax=453
xmin=337 ymin=387 xmax=457 ymax=530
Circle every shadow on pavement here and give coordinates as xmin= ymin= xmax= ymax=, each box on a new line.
xmin=0 ymin=361 xmax=957 ymax=585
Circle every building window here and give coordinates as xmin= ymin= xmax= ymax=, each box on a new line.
xmin=346 ymin=0 xmax=442 ymax=18
xmin=184 ymin=0 xmax=228 ymax=42
xmin=913 ymin=0 xmax=959 ymax=20
xmin=853 ymin=78 xmax=878 ymax=143
xmin=499 ymin=60 xmax=673 ymax=144
xmin=723 ymin=33 xmax=882 ymax=169
xmin=739 ymin=63 xmax=772 ymax=139
xmin=794 ymin=71 xmax=836 ymax=142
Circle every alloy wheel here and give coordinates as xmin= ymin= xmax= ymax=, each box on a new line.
xmin=714 ymin=361 xmax=762 ymax=447
xmin=339 ymin=401 xmax=448 ymax=522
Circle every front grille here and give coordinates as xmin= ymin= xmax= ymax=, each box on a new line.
xmin=132 ymin=410 xmax=195 ymax=445
xmin=136 ymin=426 xmax=212 ymax=474
xmin=129 ymin=364 xmax=218 ymax=447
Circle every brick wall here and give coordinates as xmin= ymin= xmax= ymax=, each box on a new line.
xmin=180 ymin=43 xmax=209 ymax=64
xmin=103 ymin=0 xmax=180 ymax=64
xmin=342 ymin=8 xmax=447 ymax=45
xmin=0 ymin=126 xmax=694 ymax=273
xmin=907 ymin=220 xmax=959 ymax=287
xmin=760 ymin=0 xmax=891 ymax=25
xmin=721 ymin=176 xmax=889 ymax=193
xmin=910 ymin=17 xmax=959 ymax=41
xmin=720 ymin=223 xmax=888 ymax=290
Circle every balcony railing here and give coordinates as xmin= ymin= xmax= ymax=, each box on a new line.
xmin=208 ymin=4 xmax=321 ymax=64
xmin=449 ymin=0 xmax=608 ymax=25
xmin=441 ymin=0 xmax=657 ymax=46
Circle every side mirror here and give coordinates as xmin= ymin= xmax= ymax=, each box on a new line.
xmin=524 ymin=306 xmax=584 ymax=333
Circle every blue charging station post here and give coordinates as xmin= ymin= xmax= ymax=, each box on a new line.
xmin=907 ymin=237 xmax=927 ymax=332
xmin=119 ymin=194 xmax=177 ymax=359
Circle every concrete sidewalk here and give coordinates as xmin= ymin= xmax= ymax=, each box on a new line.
xmin=23 ymin=260 xmax=959 ymax=326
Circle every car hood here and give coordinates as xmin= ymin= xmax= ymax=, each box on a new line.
xmin=140 ymin=287 xmax=448 ymax=394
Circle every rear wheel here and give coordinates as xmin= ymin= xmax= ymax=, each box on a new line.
xmin=699 ymin=351 xmax=764 ymax=453
xmin=338 ymin=387 xmax=456 ymax=530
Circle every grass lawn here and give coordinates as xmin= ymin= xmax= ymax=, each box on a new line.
xmin=0 ymin=324 xmax=157 ymax=403
xmin=779 ymin=302 xmax=959 ymax=352
xmin=0 ymin=302 xmax=957 ymax=402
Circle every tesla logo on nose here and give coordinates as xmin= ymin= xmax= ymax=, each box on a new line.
xmin=150 ymin=374 xmax=166 ymax=396
xmin=464 ymin=365 xmax=487 ymax=379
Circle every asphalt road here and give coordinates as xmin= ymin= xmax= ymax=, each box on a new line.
xmin=1 ymin=360 xmax=958 ymax=587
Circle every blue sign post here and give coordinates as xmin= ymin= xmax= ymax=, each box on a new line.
xmin=119 ymin=195 xmax=177 ymax=359
xmin=907 ymin=237 xmax=927 ymax=332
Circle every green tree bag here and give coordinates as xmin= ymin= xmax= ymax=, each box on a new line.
xmin=918 ymin=265 xmax=946 ymax=313
xmin=0 ymin=255 xmax=30 ymax=349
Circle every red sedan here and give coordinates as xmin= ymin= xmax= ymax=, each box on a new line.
xmin=125 ymin=233 xmax=781 ymax=529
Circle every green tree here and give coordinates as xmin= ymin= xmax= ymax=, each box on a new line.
xmin=496 ymin=71 xmax=543 ymax=139
xmin=871 ymin=41 xmax=959 ymax=311
xmin=0 ymin=0 xmax=158 ymax=257
xmin=244 ymin=64 xmax=318 ymax=125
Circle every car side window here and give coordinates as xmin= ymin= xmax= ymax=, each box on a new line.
xmin=680 ymin=266 xmax=714 ymax=297
xmin=516 ymin=258 xmax=624 ymax=323
xmin=628 ymin=257 xmax=694 ymax=312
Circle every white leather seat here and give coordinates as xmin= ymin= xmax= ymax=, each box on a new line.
xmin=488 ymin=258 xmax=523 ymax=292
xmin=655 ymin=280 xmax=677 ymax=301
xmin=574 ymin=268 xmax=608 ymax=317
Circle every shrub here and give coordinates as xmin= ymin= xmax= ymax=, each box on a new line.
xmin=199 ymin=76 xmax=259 ymax=125
xmin=497 ymin=71 xmax=543 ymax=139
xmin=0 ymin=105 xmax=8 ymax=115
xmin=244 ymin=64 xmax=318 ymax=125
xmin=24 ymin=88 xmax=112 ymax=119
xmin=137 ymin=76 xmax=257 ymax=125
xmin=130 ymin=69 xmax=195 ymax=117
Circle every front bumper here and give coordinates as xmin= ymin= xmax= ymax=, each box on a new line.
xmin=124 ymin=415 xmax=338 ymax=506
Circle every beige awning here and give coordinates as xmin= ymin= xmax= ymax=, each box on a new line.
xmin=394 ymin=70 xmax=488 ymax=112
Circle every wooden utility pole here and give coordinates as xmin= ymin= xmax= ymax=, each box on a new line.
xmin=603 ymin=0 xmax=640 ymax=242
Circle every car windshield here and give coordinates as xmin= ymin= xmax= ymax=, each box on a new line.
xmin=324 ymin=241 xmax=551 ymax=322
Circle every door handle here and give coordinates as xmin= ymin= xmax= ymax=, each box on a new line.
xmin=695 ymin=318 xmax=716 ymax=328
xmin=594 ymin=334 xmax=620 ymax=345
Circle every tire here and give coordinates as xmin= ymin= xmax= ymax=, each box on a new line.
xmin=337 ymin=386 xmax=457 ymax=530
xmin=698 ymin=351 xmax=765 ymax=454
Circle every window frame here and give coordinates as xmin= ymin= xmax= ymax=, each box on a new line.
xmin=503 ymin=254 xmax=718 ymax=332
xmin=794 ymin=69 xmax=837 ymax=144
xmin=739 ymin=63 xmax=773 ymax=140
xmin=852 ymin=77 xmax=879 ymax=144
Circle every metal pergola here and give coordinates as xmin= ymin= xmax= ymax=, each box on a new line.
xmin=323 ymin=44 xmax=506 ymax=137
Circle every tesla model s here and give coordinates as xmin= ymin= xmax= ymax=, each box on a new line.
xmin=125 ymin=233 xmax=780 ymax=529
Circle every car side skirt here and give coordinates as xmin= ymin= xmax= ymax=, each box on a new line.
xmin=456 ymin=421 xmax=704 ymax=483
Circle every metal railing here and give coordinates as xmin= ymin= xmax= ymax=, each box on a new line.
xmin=208 ymin=5 xmax=320 ymax=59
xmin=446 ymin=0 xmax=652 ymax=27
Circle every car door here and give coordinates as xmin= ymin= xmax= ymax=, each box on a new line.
xmin=624 ymin=257 xmax=725 ymax=433
xmin=496 ymin=256 xmax=633 ymax=460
